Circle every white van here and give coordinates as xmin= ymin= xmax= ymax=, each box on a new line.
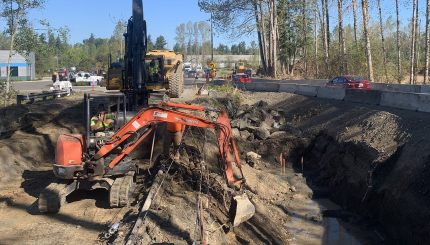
xmin=183 ymin=62 xmax=192 ymax=72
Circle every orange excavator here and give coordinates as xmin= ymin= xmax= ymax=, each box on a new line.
xmin=38 ymin=100 xmax=255 ymax=226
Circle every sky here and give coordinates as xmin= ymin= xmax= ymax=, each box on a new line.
xmin=25 ymin=0 xmax=250 ymax=48
xmin=2 ymin=0 xmax=424 ymax=48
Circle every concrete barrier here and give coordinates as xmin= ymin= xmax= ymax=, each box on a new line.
xmin=317 ymin=87 xmax=345 ymax=100
xmin=380 ymin=91 xmax=419 ymax=111
xmin=278 ymin=83 xmax=297 ymax=93
xmin=418 ymin=93 xmax=430 ymax=113
xmin=419 ymin=85 xmax=430 ymax=94
xmin=245 ymin=80 xmax=430 ymax=114
xmin=295 ymin=85 xmax=319 ymax=97
xmin=253 ymin=82 xmax=280 ymax=92
xmin=243 ymin=82 xmax=256 ymax=91
xmin=344 ymin=89 xmax=382 ymax=105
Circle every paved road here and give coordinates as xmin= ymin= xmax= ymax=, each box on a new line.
xmin=253 ymin=78 xmax=328 ymax=86
xmin=12 ymin=80 xmax=53 ymax=92
xmin=12 ymin=77 xmax=205 ymax=94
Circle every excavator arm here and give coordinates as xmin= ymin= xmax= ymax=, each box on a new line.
xmin=95 ymin=102 xmax=245 ymax=188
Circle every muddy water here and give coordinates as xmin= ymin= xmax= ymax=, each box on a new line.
xmin=270 ymin=169 xmax=379 ymax=245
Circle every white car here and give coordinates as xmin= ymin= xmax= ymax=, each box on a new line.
xmin=76 ymin=72 xmax=104 ymax=85
xmin=50 ymin=80 xmax=73 ymax=95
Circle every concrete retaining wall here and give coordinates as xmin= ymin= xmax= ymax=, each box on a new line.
xmin=380 ymin=91 xmax=419 ymax=111
xmin=254 ymin=82 xmax=280 ymax=92
xmin=295 ymin=85 xmax=319 ymax=97
xmin=418 ymin=93 xmax=430 ymax=113
xmin=372 ymin=83 xmax=421 ymax=93
xmin=344 ymin=89 xmax=381 ymax=105
xmin=279 ymin=83 xmax=297 ymax=93
xmin=241 ymin=81 xmax=430 ymax=114
xmin=317 ymin=87 xmax=346 ymax=100
xmin=419 ymin=85 xmax=430 ymax=94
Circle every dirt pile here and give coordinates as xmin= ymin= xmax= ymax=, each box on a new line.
xmin=0 ymin=97 xmax=84 ymax=188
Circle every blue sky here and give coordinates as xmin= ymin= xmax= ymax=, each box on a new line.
xmin=26 ymin=0 xmax=238 ymax=48
xmin=4 ymin=0 xmax=423 ymax=48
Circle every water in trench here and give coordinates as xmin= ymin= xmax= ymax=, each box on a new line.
xmin=270 ymin=168 xmax=381 ymax=245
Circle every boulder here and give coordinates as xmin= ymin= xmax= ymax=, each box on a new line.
xmin=231 ymin=119 xmax=249 ymax=130
xmin=281 ymin=124 xmax=303 ymax=137
xmin=268 ymin=131 xmax=288 ymax=138
xmin=232 ymin=128 xmax=241 ymax=139
xmin=246 ymin=151 xmax=262 ymax=168
xmin=240 ymin=130 xmax=251 ymax=140
xmin=254 ymin=127 xmax=271 ymax=140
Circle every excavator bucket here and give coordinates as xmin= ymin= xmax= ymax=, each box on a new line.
xmin=229 ymin=193 xmax=256 ymax=227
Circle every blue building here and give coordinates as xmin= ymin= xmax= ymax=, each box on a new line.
xmin=0 ymin=50 xmax=36 ymax=81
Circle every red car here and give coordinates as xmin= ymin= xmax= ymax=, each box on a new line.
xmin=326 ymin=75 xmax=371 ymax=89
xmin=233 ymin=74 xmax=251 ymax=83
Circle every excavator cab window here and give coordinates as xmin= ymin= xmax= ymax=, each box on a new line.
xmin=145 ymin=57 xmax=164 ymax=83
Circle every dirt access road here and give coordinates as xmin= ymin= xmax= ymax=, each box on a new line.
xmin=0 ymin=88 xmax=429 ymax=244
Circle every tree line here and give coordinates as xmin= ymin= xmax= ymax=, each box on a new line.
xmin=199 ymin=0 xmax=430 ymax=84
xmin=0 ymin=19 xmax=170 ymax=76
xmin=174 ymin=21 xmax=259 ymax=56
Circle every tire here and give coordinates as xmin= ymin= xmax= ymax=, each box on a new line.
xmin=169 ymin=68 xmax=183 ymax=98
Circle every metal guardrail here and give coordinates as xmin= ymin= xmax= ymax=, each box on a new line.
xmin=16 ymin=90 xmax=70 ymax=105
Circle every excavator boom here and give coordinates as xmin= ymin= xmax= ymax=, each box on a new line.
xmin=93 ymin=101 xmax=255 ymax=226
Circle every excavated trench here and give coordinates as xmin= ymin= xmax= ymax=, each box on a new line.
xmin=217 ymin=93 xmax=430 ymax=244
xmin=300 ymin=132 xmax=430 ymax=244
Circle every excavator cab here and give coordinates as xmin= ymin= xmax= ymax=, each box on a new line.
xmin=145 ymin=56 xmax=165 ymax=84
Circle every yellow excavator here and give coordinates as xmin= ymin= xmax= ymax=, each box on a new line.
xmin=107 ymin=50 xmax=184 ymax=99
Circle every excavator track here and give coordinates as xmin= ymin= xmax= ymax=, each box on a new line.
xmin=38 ymin=182 xmax=69 ymax=213
xmin=110 ymin=175 xmax=134 ymax=208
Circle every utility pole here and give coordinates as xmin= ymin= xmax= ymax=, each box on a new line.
xmin=211 ymin=12 xmax=214 ymax=61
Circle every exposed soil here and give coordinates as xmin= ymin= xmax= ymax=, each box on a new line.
xmin=0 ymin=89 xmax=429 ymax=244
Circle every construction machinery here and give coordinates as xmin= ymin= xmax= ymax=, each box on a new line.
xmin=144 ymin=50 xmax=184 ymax=98
xmin=106 ymin=5 xmax=184 ymax=105
xmin=107 ymin=50 xmax=184 ymax=100
xmin=233 ymin=62 xmax=247 ymax=74
xmin=38 ymin=0 xmax=254 ymax=228
xmin=38 ymin=99 xmax=255 ymax=227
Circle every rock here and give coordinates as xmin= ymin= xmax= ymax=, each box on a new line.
xmin=236 ymin=110 xmax=246 ymax=118
xmin=248 ymin=132 xmax=255 ymax=141
xmin=231 ymin=119 xmax=249 ymax=130
xmin=260 ymin=121 xmax=272 ymax=131
xmin=246 ymin=151 xmax=262 ymax=167
xmin=240 ymin=130 xmax=251 ymax=140
xmin=256 ymin=100 xmax=269 ymax=108
xmin=269 ymin=131 xmax=287 ymax=138
xmin=232 ymin=128 xmax=241 ymax=139
xmin=231 ymin=119 xmax=240 ymax=128
xmin=254 ymin=127 xmax=271 ymax=140
xmin=260 ymin=109 xmax=269 ymax=119
xmin=249 ymin=116 xmax=261 ymax=124
xmin=278 ymin=117 xmax=286 ymax=125
xmin=289 ymin=186 xmax=297 ymax=192
xmin=270 ymin=110 xmax=280 ymax=117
